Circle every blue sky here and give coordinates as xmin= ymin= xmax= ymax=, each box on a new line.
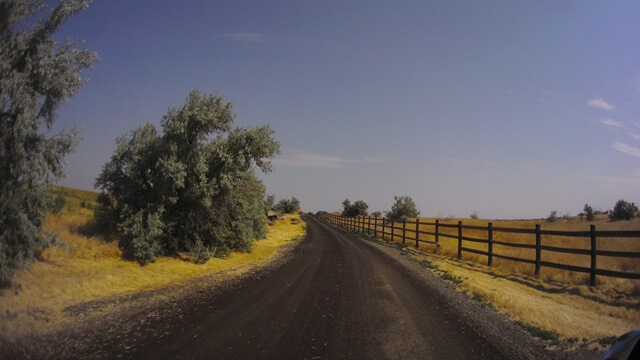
xmin=54 ymin=0 xmax=640 ymax=219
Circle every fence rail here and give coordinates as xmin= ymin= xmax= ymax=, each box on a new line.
xmin=322 ymin=214 xmax=640 ymax=286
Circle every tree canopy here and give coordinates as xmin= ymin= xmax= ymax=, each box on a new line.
xmin=610 ymin=200 xmax=638 ymax=221
xmin=342 ymin=199 xmax=368 ymax=217
xmin=95 ymin=91 xmax=280 ymax=263
xmin=274 ymin=196 xmax=301 ymax=214
xmin=385 ymin=196 xmax=420 ymax=221
xmin=0 ymin=0 xmax=97 ymax=285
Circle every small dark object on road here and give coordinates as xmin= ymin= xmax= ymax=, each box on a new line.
xmin=600 ymin=330 xmax=640 ymax=360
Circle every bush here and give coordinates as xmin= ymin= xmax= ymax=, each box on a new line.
xmin=583 ymin=204 xmax=594 ymax=221
xmin=371 ymin=211 xmax=382 ymax=218
xmin=546 ymin=210 xmax=558 ymax=223
xmin=342 ymin=199 xmax=368 ymax=217
xmin=469 ymin=211 xmax=479 ymax=219
xmin=610 ymin=200 xmax=638 ymax=221
xmin=95 ymin=91 xmax=279 ymax=264
xmin=274 ymin=197 xmax=300 ymax=214
xmin=385 ymin=196 xmax=420 ymax=221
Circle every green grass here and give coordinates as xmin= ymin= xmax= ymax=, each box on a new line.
xmin=440 ymin=271 xmax=463 ymax=285
xmin=515 ymin=320 xmax=561 ymax=346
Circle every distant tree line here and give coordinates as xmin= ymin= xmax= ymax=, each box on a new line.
xmin=339 ymin=195 xmax=420 ymax=221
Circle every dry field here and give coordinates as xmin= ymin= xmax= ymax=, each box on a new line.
xmin=350 ymin=215 xmax=640 ymax=294
xmin=0 ymin=187 xmax=306 ymax=337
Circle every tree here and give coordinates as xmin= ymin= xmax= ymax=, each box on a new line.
xmin=95 ymin=91 xmax=279 ymax=263
xmin=342 ymin=199 xmax=368 ymax=217
xmin=371 ymin=211 xmax=382 ymax=218
xmin=583 ymin=204 xmax=594 ymax=221
xmin=385 ymin=196 xmax=420 ymax=221
xmin=0 ymin=0 xmax=98 ymax=286
xmin=546 ymin=210 xmax=558 ymax=223
xmin=610 ymin=199 xmax=638 ymax=221
xmin=274 ymin=196 xmax=300 ymax=214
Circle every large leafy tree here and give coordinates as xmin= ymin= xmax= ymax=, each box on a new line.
xmin=95 ymin=91 xmax=280 ymax=264
xmin=0 ymin=0 xmax=97 ymax=285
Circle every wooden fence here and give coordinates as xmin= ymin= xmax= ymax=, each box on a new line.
xmin=322 ymin=214 xmax=640 ymax=286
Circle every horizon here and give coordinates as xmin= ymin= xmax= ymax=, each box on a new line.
xmin=54 ymin=1 xmax=640 ymax=219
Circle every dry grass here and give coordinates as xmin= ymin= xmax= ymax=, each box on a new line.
xmin=354 ymin=215 xmax=640 ymax=294
xmin=409 ymin=250 xmax=640 ymax=344
xmin=0 ymin=188 xmax=305 ymax=336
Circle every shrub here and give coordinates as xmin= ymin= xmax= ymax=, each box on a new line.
xmin=371 ymin=211 xmax=382 ymax=218
xmin=469 ymin=211 xmax=479 ymax=219
xmin=546 ymin=210 xmax=558 ymax=223
xmin=583 ymin=204 xmax=594 ymax=221
xmin=95 ymin=91 xmax=279 ymax=264
xmin=342 ymin=199 xmax=368 ymax=217
xmin=610 ymin=200 xmax=638 ymax=221
xmin=385 ymin=196 xmax=420 ymax=221
xmin=274 ymin=197 xmax=300 ymax=214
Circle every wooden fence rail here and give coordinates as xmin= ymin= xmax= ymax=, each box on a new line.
xmin=322 ymin=214 xmax=640 ymax=287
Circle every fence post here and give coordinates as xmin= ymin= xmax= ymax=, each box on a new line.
xmin=435 ymin=219 xmax=440 ymax=248
xmin=382 ymin=218 xmax=386 ymax=241
xmin=402 ymin=219 xmax=406 ymax=244
xmin=373 ymin=217 xmax=378 ymax=238
xmin=415 ymin=218 xmax=420 ymax=248
xmin=457 ymin=220 xmax=463 ymax=259
xmin=590 ymin=224 xmax=597 ymax=287
xmin=488 ymin=222 xmax=493 ymax=266
xmin=535 ymin=224 xmax=541 ymax=277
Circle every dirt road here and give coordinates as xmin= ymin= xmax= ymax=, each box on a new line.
xmin=7 ymin=215 xmax=567 ymax=359
xmin=102 ymin=215 xmax=534 ymax=359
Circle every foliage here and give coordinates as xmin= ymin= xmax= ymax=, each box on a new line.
xmin=610 ymin=199 xmax=638 ymax=221
xmin=371 ymin=211 xmax=382 ymax=218
xmin=0 ymin=0 xmax=97 ymax=286
xmin=469 ymin=211 xmax=479 ymax=219
xmin=583 ymin=204 xmax=594 ymax=221
xmin=264 ymin=194 xmax=275 ymax=212
xmin=342 ymin=199 xmax=368 ymax=217
xmin=546 ymin=210 xmax=558 ymax=223
xmin=385 ymin=196 xmax=420 ymax=221
xmin=95 ymin=91 xmax=279 ymax=264
xmin=274 ymin=196 xmax=300 ymax=214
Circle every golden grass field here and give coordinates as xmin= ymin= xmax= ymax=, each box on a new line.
xmin=349 ymin=215 xmax=640 ymax=294
xmin=0 ymin=187 xmax=306 ymax=336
